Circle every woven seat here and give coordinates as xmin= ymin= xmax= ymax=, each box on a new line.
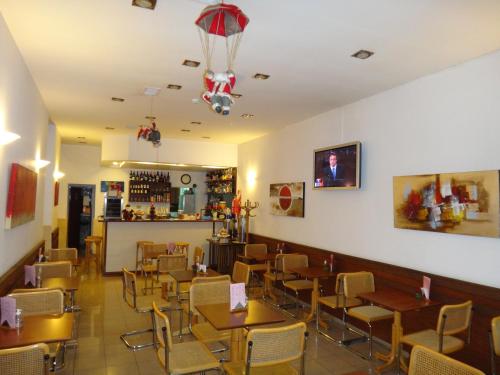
xmin=8 ymin=290 xmax=66 ymax=369
xmin=402 ymin=329 xmax=465 ymax=354
xmin=0 ymin=343 xmax=51 ymax=375
xmin=263 ymin=271 xmax=296 ymax=281
xmin=281 ymin=254 xmax=314 ymax=317
xmin=189 ymin=280 xmax=231 ymax=346
xmin=491 ymin=316 xmax=500 ymax=375
xmin=48 ymin=248 xmax=77 ymax=262
xmin=222 ymin=322 xmax=308 ymax=375
xmin=318 ymin=295 xmax=362 ymax=310
xmin=408 ymin=345 xmax=484 ymax=375
xmin=120 ymin=268 xmax=181 ymax=351
xmin=344 ymin=272 xmax=393 ymax=359
xmin=153 ymin=301 xmax=220 ymax=375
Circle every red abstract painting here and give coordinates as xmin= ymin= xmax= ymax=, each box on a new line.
xmin=5 ymin=163 xmax=37 ymax=229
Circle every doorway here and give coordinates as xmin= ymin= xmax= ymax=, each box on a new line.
xmin=67 ymin=184 xmax=95 ymax=256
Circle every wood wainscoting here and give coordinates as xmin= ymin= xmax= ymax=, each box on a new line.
xmin=249 ymin=233 xmax=500 ymax=372
xmin=0 ymin=240 xmax=44 ymax=297
xmin=51 ymin=227 xmax=59 ymax=248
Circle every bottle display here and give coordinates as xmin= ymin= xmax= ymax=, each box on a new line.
xmin=128 ymin=170 xmax=171 ymax=203
xmin=205 ymin=168 xmax=237 ymax=214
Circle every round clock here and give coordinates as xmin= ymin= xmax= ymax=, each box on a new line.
xmin=181 ymin=174 xmax=191 ymax=185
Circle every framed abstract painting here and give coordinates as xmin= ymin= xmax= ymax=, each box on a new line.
xmin=270 ymin=182 xmax=305 ymax=217
xmin=393 ymin=170 xmax=500 ymax=238
xmin=5 ymin=163 xmax=38 ymax=229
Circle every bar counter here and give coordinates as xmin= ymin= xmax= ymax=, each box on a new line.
xmin=100 ymin=218 xmax=223 ymax=274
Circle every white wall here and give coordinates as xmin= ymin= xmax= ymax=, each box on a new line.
xmin=0 ymin=14 xmax=52 ymax=275
xmin=58 ymin=144 xmax=208 ymax=222
xmin=238 ymin=49 xmax=500 ymax=289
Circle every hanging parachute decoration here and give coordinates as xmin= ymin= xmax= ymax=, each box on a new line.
xmin=196 ymin=2 xmax=249 ymax=116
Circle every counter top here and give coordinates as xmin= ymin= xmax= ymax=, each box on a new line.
xmin=99 ymin=218 xmax=223 ymax=223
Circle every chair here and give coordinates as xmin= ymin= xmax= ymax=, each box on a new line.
xmin=223 ymin=322 xmax=308 ymax=375
xmin=192 ymin=274 xmax=231 ymax=284
xmin=281 ymin=254 xmax=314 ymax=317
xmin=0 ymin=343 xmax=51 ymax=375
xmin=140 ymin=243 xmax=168 ymax=294
xmin=343 ymin=272 xmax=393 ymax=359
xmin=152 ymin=301 xmax=221 ymax=375
xmin=7 ymin=290 xmax=66 ymax=370
xmin=120 ymin=268 xmax=181 ymax=350
xmin=84 ymin=235 xmax=102 ymax=273
xmin=136 ymin=241 xmax=154 ymax=275
xmin=263 ymin=254 xmax=296 ymax=303
xmin=401 ymin=300 xmax=473 ymax=355
xmin=491 ymin=316 xmax=500 ymax=375
xmin=156 ymin=254 xmax=188 ymax=299
xmin=316 ymin=272 xmax=363 ymax=342
xmin=174 ymin=242 xmax=190 ymax=257
xmin=408 ymin=345 xmax=484 ymax=375
xmin=242 ymin=244 xmax=268 ymax=290
xmin=192 ymin=246 xmax=204 ymax=266
xmin=232 ymin=261 xmax=250 ymax=286
xmin=34 ymin=261 xmax=72 ymax=281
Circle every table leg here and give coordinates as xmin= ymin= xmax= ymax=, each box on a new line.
xmin=176 ymin=280 xmax=180 ymax=302
xmin=263 ymin=261 xmax=278 ymax=302
xmin=375 ymin=310 xmax=402 ymax=373
xmin=304 ymin=277 xmax=319 ymax=322
xmin=230 ymin=327 xmax=244 ymax=362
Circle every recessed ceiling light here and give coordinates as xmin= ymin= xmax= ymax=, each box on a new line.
xmin=132 ymin=0 xmax=157 ymax=10
xmin=232 ymin=93 xmax=242 ymax=99
xmin=182 ymin=59 xmax=201 ymax=68
xmin=105 ymin=126 xmax=115 ymax=130
xmin=78 ymin=141 xmax=87 ymax=144
xmin=145 ymin=115 xmax=156 ymax=120
xmin=201 ymin=136 xmax=211 ymax=139
xmin=181 ymin=129 xmax=191 ymax=133
xmin=253 ymin=73 xmax=270 ymax=80
xmin=144 ymin=87 xmax=161 ymax=96
xmin=241 ymin=114 xmax=254 ymax=119
xmin=111 ymin=97 xmax=125 ymax=102
xmin=167 ymin=84 xmax=182 ymax=90
xmin=77 ymin=136 xmax=86 ymax=139
xmin=191 ymin=121 xmax=202 ymax=125
xmin=351 ymin=50 xmax=374 ymax=59
xmin=192 ymin=98 xmax=200 ymax=104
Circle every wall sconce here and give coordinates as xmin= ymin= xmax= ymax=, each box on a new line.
xmin=53 ymin=171 xmax=65 ymax=180
xmin=33 ymin=159 xmax=50 ymax=171
xmin=0 ymin=131 xmax=20 ymax=145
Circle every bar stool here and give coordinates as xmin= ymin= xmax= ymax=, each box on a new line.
xmin=136 ymin=241 xmax=154 ymax=276
xmin=84 ymin=236 xmax=102 ymax=273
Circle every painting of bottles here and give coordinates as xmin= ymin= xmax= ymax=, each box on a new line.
xmin=393 ymin=170 xmax=500 ymax=238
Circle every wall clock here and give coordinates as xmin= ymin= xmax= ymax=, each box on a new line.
xmin=181 ymin=174 xmax=191 ymax=185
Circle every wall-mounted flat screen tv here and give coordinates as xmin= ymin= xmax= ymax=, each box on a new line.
xmin=313 ymin=141 xmax=361 ymax=190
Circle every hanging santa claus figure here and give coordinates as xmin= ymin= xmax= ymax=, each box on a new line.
xmin=202 ymin=70 xmax=236 ymax=116
xmin=137 ymin=121 xmax=161 ymax=147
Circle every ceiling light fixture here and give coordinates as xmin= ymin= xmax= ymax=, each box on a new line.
xmin=192 ymin=98 xmax=200 ymax=104
xmin=144 ymin=87 xmax=161 ymax=96
xmin=111 ymin=97 xmax=125 ymax=102
xmin=145 ymin=115 xmax=156 ymax=120
xmin=167 ymin=84 xmax=182 ymax=90
xmin=201 ymin=165 xmax=226 ymax=169
xmin=105 ymin=126 xmax=115 ymax=130
xmin=181 ymin=129 xmax=191 ymax=132
xmin=77 ymin=136 xmax=86 ymax=140
xmin=182 ymin=59 xmax=200 ymax=68
xmin=352 ymin=49 xmax=374 ymax=59
xmin=0 ymin=130 xmax=20 ymax=145
xmin=201 ymin=136 xmax=211 ymax=139
xmin=232 ymin=93 xmax=242 ymax=99
xmin=241 ymin=114 xmax=254 ymax=119
xmin=253 ymin=73 xmax=270 ymax=80
xmin=132 ymin=0 xmax=157 ymax=10
xmin=112 ymin=161 xmax=126 ymax=168
xmin=190 ymin=121 xmax=202 ymax=125
xmin=78 ymin=141 xmax=87 ymax=144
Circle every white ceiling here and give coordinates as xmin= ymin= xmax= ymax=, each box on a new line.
xmin=1 ymin=0 xmax=500 ymax=145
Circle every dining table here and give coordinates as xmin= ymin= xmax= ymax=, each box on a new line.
xmin=242 ymin=253 xmax=278 ymax=301
xmin=43 ymin=277 xmax=80 ymax=311
xmin=288 ymin=266 xmax=336 ymax=323
xmin=196 ymin=299 xmax=286 ymax=362
xmin=358 ymin=289 xmax=441 ymax=373
xmin=0 ymin=313 xmax=74 ymax=349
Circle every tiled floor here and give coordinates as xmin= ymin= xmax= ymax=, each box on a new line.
xmin=58 ymin=271 xmax=401 ymax=375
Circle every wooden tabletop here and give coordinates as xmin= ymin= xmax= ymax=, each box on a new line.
xmin=250 ymin=253 xmax=278 ymax=262
xmin=288 ymin=266 xmax=335 ymax=279
xmin=0 ymin=313 xmax=74 ymax=349
xmin=196 ymin=300 xmax=286 ymax=330
xmin=168 ymin=268 xmax=221 ymax=283
xmin=43 ymin=277 xmax=80 ymax=291
xmin=358 ymin=289 xmax=441 ymax=313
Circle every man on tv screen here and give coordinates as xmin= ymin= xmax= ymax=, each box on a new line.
xmin=323 ymin=152 xmax=345 ymax=187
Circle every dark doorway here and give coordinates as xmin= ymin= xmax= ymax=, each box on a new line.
xmin=67 ymin=184 xmax=95 ymax=256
